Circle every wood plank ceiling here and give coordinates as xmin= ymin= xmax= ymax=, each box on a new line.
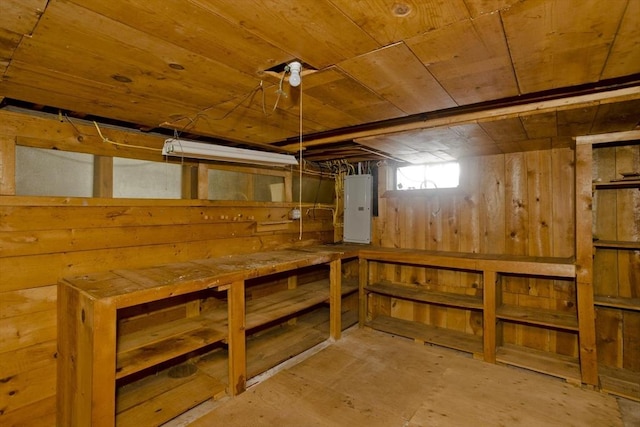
xmin=1 ymin=0 xmax=639 ymax=163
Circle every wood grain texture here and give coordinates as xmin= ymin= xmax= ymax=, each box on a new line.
xmin=503 ymin=0 xmax=627 ymax=93
xmin=0 ymin=136 xmax=15 ymax=195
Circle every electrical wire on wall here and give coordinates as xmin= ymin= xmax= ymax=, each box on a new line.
xmin=63 ymin=114 xmax=163 ymax=153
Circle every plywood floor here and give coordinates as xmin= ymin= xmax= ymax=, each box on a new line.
xmin=181 ymin=328 xmax=624 ymax=426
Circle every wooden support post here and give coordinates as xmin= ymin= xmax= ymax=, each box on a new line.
xmin=483 ymin=270 xmax=497 ymax=363
xmin=57 ymin=283 xmax=117 ymax=427
xmin=227 ymin=280 xmax=246 ymax=396
xmin=181 ymin=165 xmax=198 ymax=199
xmin=329 ymin=259 xmax=342 ymax=340
xmin=197 ymin=163 xmax=209 ymax=200
xmin=284 ymin=170 xmax=293 ymax=202
xmin=575 ymin=143 xmax=599 ymax=386
xmin=287 ymin=275 xmax=298 ymax=325
xmin=0 ymin=136 xmax=16 ymax=195
xmin=93 ymin=155 xmax=113 ymax=198
xmin=358 ymin=258 xmax=368 ymax=327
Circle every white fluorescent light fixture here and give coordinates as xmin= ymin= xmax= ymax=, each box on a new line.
xmin=162 ymin=138 xmax=298 ymax=167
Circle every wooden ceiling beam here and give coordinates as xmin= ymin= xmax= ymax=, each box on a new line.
xmin=280 ymin=85 xmax=640 ymax=152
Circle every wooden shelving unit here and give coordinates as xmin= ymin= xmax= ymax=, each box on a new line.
xmin=358 ymin=248 xmax=586 ymax=384
xmin=576 ymin=131 xmax=640 ymax=401
xmin=57 ymin=246 xmax=359 ymax=427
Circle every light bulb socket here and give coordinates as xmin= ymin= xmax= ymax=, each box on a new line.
xmin=288 ymin=61 xmax=302 ymax=87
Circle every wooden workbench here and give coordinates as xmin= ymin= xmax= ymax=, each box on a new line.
xmin=57 ymin=245 xmax=359 ymax=427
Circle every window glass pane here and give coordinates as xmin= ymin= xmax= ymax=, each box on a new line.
xmin=293 ymin=175 xmax=335 ymax=203
xmin=16 ymin=146 xmax=93 ymax=197
xmin=396 ymin=162 xmax=459 ymax=190
xmin=208 ymin=169 xmax=251 ymax=201
xmin=254 ymin=175 xmax=286 ymax=202
xmin=113 ymin=157 xmax=181 ymax=199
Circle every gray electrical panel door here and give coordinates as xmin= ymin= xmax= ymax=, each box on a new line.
xmin=343 ymin=174 xmax=372 ymax=244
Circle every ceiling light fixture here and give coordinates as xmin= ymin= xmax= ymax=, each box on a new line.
xmin=162 ymin=138 xmax=298 ymax=167
xmin=287 ymin=61 xmax=302 ymax=87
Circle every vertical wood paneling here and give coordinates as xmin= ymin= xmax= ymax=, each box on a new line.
xmin=623 ymin=312 xmax=640 ymax=371
xmin=478 ymin=155 xmax=506 ymax=254
xmin=526 ymin=150 xmax=552 ymax=256
xmin=505 ymin=153 xmax=528 ymax=255
xmin=378 ymin=148 xmax=587 ymax=359
xmin=0 ymin=136 xmax=16 ymax=195
xmin=551 ymin=148 xmax=575 ymax=257
xmin=615 ymin=145 xmax=640 ymax=299
xmin=596 ymin=307 xmax=623 ymax=367
xmin=593 ymin=147 xmax=619 ymax=296
xmin=503 ymin=153 xmax=527 ymax=347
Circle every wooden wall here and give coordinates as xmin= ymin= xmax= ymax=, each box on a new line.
xmin=0 ymin=111 xmax=335 ymax=426
xmin=592 ymin=143 xmax=640 ymax=374
xmin=372 ymin=148 xmax=578 ymax=355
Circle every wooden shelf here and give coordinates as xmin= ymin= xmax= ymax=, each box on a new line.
xmin=496 ymin=344 xmax=581 ymax=384
xmin=593 ymin=240 xmax=640 ymax=250
xmin=197 ymin=308 xmax=338 ymax=381
xmin=593 ymin=179 xmax=640 ymax=190
xmin=341 ymin=277 xmax=359 ymax=296
xmin=245 ymin=278 xmax=357 ymax=331
xmin=365 ymin=281 xmax=483 ymax=310
xmin=116 ymin=315 xmax=227 ymax=380
xmin=366 ymin=315 xmax=483 ymax=356
xmin=598 ymin=366 xmax=640 ymax=402
xmin=594 ymin=296 xmax=640 ymax=311
xmin=496 ymin=305 xmax=578 ymax=331
xmin=116 ymin=365 xmax=225 ymax=427
xmin=359 ymin=247 xmax=575 ymax=278
xmin=246 ymin=280 xmax=330 ymax=330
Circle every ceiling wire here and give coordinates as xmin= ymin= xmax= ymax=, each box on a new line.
xmin=298 ymin=82 xmax=303 ymax=241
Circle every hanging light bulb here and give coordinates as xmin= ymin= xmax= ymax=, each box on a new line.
xmin=288 ymin=61 xmax=302 ymax=87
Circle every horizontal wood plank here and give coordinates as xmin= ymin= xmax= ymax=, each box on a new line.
xmin=496 ymin=344 xmax=581 ymax=383
xmin=116 ymin=316 xmax=227 ymax=380
xmin=594 ymin=180 xmax=640 ymax=189
xmin=497 ymin=305 xmax=578 ymax=331
xmin=116 ymin=368 xmax=225 ymax=427
xmin=246 ymin=280 xmax=330 ymax=330
xmin=366 ymin=315 xmax=483 ymax=356
xmin=594 ymin=296 xmax=640 ymax=311
xmin=593 ymin=240 xmax=640 ymax=250
xmin=359 ymin=248 xmax=575 ymax=278
xmin=365 ymin=281 xmax=483 ymax=310
xmin=598 ymin=365 xmax=640 ymax=401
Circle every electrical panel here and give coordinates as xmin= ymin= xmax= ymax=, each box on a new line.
xmin=343 ymin=174 xmax=372 ymax=244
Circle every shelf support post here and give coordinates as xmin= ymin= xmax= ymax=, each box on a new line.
xmin=330 ymin=259 xmax=342 ymax=340
xmin=57 ymin=284 xmax=117 ymax=427
xmin=575 ymin=142 xmax=599 ymax=386
xmin=483 ymin=270 xmax=497 ymax=363
xmin=358 ymin=258 xmax=369 ymax=326
xmin=227 ymin=280 xmax=246 ymax=396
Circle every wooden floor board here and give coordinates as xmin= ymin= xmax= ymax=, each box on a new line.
xmin=185 ymin=328 xmax=623 ymax=427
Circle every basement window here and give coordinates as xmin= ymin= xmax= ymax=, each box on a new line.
xmin=16 ymin=146 xmax=93 ymax=197
xmin=396 ymin=162 xmax=459 ymax=190
xmin=113 ymin=157 xmax=181 ymax=199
